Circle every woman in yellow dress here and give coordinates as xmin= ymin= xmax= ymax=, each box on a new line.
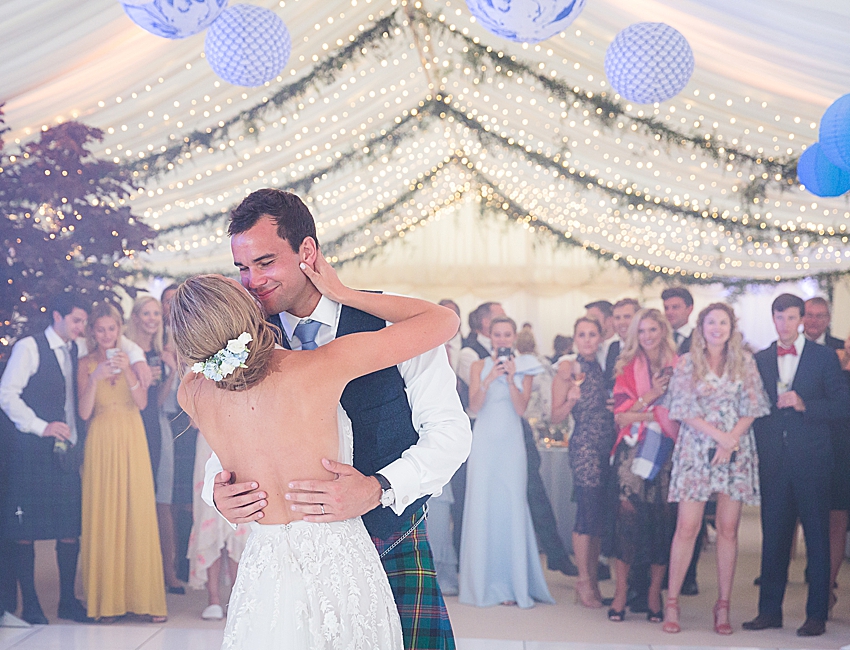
xmin=77 ymin=302 xmax=167 ymax=622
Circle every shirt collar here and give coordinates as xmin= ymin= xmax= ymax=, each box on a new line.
xmin=675 ymin=323 xmax=693 ymax=339
xmin=778 ymin=333 xmax=806 ymax=354
xmin=44 ymin=326 xmax=69 ymax=350
xmin=477 ymin=332 xmax=493 ymax=353
xmin=279 ymin=295 xmax=340 ymax=341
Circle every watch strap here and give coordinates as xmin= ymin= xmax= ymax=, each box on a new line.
xmin=374 ymin=473 xmax=392 ymax=491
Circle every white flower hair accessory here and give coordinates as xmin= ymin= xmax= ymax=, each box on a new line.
xmin=192 ymin=332 xmax=253 ymax=382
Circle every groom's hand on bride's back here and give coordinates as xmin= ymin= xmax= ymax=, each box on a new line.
xmin=285 ymin=458 xmax=383 ymax=522
xmin=213 ymin=470 xmax=268 ymax=524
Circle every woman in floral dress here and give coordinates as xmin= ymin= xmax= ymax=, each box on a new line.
xmin=662 ymin=303 xmax=770 ymax=634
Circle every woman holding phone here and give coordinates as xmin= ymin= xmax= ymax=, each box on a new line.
xmin=78 ymin=302 xmax=167 ymax=622
xmin=608 ymin=308 xmax=679 ymax=624
xmin=459 ymin=316 xmax=554 ymax=608
xmin=662 ymin=303 xmax=768 ymax=634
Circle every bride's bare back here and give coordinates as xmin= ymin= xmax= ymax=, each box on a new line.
xmin=180 ymin=348 xmax=343 ymax=525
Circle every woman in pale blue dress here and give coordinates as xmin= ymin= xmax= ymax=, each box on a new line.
xmin=459 ymin=316 xmax=554 ymax=608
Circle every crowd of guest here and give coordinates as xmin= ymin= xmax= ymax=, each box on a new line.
xmin=0 ymin=287 xmax=244 ymax=625
xmin=433 ymin=288 xmax=850 ymax=638
xmin=1 ymin=283 xmax=849 ymax=639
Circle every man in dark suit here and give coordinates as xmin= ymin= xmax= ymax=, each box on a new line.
xmin=744 ymin=294 xmax=850 ymax=637
xmin=662 ymin=287 xmax=694 ymax=354
xmin=803 ymin=296 xmax=850 ymax=611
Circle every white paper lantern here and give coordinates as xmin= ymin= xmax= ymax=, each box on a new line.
xmin=465 ymin=0 xmax=586 ymax=44
xmin=121 ymin=0 xmax=227 ymax=39
xmin=605 ymin=23 xmax=694 ymax=104
xmin=205 ymin=4 xmax=291 ymax=87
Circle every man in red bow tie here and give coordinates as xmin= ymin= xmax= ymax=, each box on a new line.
xmin=744 ymin=294 xmax=850 ymax=637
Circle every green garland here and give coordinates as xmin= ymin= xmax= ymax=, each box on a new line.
xmin=158 ymin=96 xmax=833 ymax=249
xmin=128 ymin=12 xmax=404 ymax=179
xmin=420 ymin=12 xmax=798 ymax=201
xmin=128 ymin=6 xmax=798 ymax=204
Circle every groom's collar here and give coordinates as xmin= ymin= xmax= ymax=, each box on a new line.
xmin=278 ymin=296 xmax=341 ymax=342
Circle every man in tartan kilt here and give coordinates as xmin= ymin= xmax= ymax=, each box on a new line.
xmin=203 ymin=189 xmax=472 ymax=649
xmin=0 ymin=293 xmax=91 ymax=624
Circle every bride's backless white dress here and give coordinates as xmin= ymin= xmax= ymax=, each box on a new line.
xmin=222 ymin=406 xmax=403 ymax=649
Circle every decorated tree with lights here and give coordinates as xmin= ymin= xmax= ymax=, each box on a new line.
xmin=0 ymin=112 xmax=154 ymax=347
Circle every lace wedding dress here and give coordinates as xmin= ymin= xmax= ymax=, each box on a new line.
xmin=221 ymin=406 xmax=403 ymax=649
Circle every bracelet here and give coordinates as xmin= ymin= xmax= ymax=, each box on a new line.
xmin=636 ymin=396 xmax=646 ymax=409
xmin=129 ymin=382 xmax=140 ymax=391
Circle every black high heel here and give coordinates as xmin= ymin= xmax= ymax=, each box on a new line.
xmin=647 ymin=609 xmax=663 ymax=623
xmin=608 ymin=608 xmax=625 ymax=622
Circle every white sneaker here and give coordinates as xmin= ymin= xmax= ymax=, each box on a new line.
xmin=0 ymin=611 xmax=32 ymax=628
xmin=201 ymin=604 xmax=224 ymax=620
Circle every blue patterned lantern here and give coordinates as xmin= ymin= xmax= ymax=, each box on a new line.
xmin=819 ymin=94 xmax=850 ymax=172
xmin=465 ymin=0 xmax=586 ymax=44
xmin=605 ymin=23 xmax=694 ymax=104
xmin=797 ymin=143 xmax=850 ymax=197
xmin=205 ymin=4 xmax=291 ymax=87
xmin=121 ymin=0 xmax=228 ymax=39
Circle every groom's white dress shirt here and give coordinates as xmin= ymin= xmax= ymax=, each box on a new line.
xmin=203 ymin=295 xmax=472 ymax=518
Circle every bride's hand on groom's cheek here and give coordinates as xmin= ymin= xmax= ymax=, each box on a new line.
xmin=299 ymin=256 xmax=347 ymax=304
xmin=285 ymin=458 xmax=383 ymax=522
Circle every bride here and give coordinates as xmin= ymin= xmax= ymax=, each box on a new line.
xmin=169 ymin=258 xmax=458 ymax=649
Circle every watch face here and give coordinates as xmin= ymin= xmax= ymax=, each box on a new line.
xmin=380 ymin=489 xmax=395 ymax=508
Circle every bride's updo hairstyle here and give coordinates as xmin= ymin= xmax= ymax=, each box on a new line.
xmin=169 ymin=275 xmax=278 ymax=391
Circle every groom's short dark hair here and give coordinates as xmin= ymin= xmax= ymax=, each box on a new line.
xmin=229 ymin=189 xmax=318 ymax=253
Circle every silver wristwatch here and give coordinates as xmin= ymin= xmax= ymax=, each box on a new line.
xmin=374 ymin=473 xmax=395 ymax=508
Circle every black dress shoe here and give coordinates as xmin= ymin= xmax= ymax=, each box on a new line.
xmin=58 ymin=598 xmax=93 ymax=623
xmin=597 ymin=563 xmax=611 ymax=581
xmin=167 ymin=585 xmax=186 ymax=595
xmin=21 ymin=606 xmax=48 ymax=625
xmin=601 ymin=597 xmax=614 ymax=606
xmin=796 ymin=618 xmax=825 ymax=637
xmin=547 ymin=556 xmax=579 ymax=577
xmin=680 ymin=579 xmax=699 ymax=596
xmin=742 ymin=614 xmax=782 ymax=630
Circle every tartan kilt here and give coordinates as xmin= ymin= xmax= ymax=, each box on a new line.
xmin=373 ymin=506 xmax=455 ymax=650
xmin=1 ymin=431 xmax=82 ymax=540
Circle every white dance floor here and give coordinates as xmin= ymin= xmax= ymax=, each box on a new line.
xmin=6 ymin=508 xmax=850 ymax=650
xmin=4 ymin=626 xmax=847 ymax=650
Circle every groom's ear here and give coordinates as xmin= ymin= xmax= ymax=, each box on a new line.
xmin=299 ymin=236 xmax=319 ymax=267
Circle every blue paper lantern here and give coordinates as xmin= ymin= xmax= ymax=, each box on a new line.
xmin=819 ymin=94 xmax=850 ymax=172
xmin=121 ymin=0 xmax=228 ymax=39
xmin=465 ymin=0 xmax=586 ymax=44
xmin=205 ymin=4 xmax=291 ymax=87
xmin=796 ymin=143 xmax=850 ymax=197
xmin=605 ymin=23 xmax=694 ymax=104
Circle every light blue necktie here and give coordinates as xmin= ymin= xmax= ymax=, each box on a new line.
xmin=293 ymin=319 xmax=322 ymax=350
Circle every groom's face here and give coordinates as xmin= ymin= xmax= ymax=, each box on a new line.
xmin=232 ymin=216 xmax=314 ymax=316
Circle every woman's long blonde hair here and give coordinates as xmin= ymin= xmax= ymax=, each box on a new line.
xmin=125 ymin=295 xmax=164 ymax=354
xmin=85 ymin=302 xmax=124 ymax=354
xmin=168 ymin=275 xmax=278 ymax=391
xmin=690 ymin=302 xmax=747 ymax=382
xmin=614 ymin=308 xmax=676 ymax=377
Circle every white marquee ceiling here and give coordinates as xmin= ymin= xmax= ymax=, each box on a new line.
xmin=3 ymin=0 xmax=850 ymax=282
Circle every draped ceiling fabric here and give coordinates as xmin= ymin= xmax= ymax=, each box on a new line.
xmin=3 ymin=0 xmax=850 ymax=288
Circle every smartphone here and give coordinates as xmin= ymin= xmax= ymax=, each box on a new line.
xmin=496 ymin=347 xmax=513 ymax=362
xmin=105 ymin=348 xmax=122 ymax=374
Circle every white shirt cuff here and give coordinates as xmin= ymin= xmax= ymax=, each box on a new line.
xmin=377 ymin=457 xmax=427 ymax=516
xmin=203 ymin=453 xmax=237 ymax=530
xmin=31 ymin=418 xmax=49 ymax=437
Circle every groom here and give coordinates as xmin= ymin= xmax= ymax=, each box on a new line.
xmin=203 ymin=189 xmax=472 ymax=649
